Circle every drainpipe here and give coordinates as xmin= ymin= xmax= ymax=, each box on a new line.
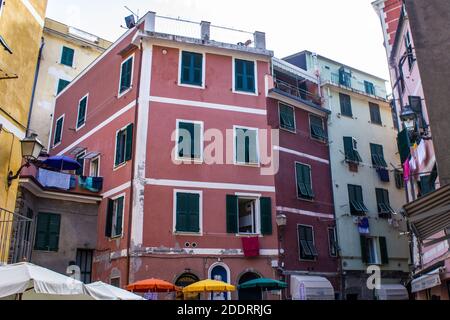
xmin=26 ymin=37 xmax=45 ymax=137
xmin=127 ymin=36 xmax=144 ymax=287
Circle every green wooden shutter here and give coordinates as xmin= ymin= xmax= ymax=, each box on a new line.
xmin=176 ymin=193 xmax=188 ymax=232
xmin=260 ymin=197 xmax=272 ymax=235
xmin=339 ymin=93 xmax=352 ymax=116
xmin=115 ymin=197 xmax=124 ymax=236
xmin=235 ymin=128 xmax=246 ymax=163
xmin=360 ymin=236 xmax=369 ymax=263
xmin=54 ymin=118 xmax=63 ymax=145
xmin=193 ymin=123 xmax=201 ymax=159
xmin=125 ymin=124 xmax=133 ymax=161
xmin=226 ymin=195 xmax=238 ymax=233
xmin=181 ymin=51 xmax=191 ymax=84
xmin=57 ymin=79 xmax=70 ymax=94
xmin=379 ymin=237 xmax=389 ymax=264
xmin=235 ymin=59 xmax=244 ymax=91
xmin=61 ymin=46 xmax=74 ymax=66
xmin=188 ymin=193 xmax=200 ymax=232
xmin=105 ymin=199 xmax=114 ymax=237
xmin=35 ymin=213 xmax=49 ymax=250
xmin=48 ymin=214 xmax=61 ymax=251
xmin=397 ymin=128 xmax=411 ymax=164
xmin=115 ymin=130 xmax=121 ymax=166
xmin=343 ymin=137 xmax=354 ymax=161
xmin=193 ymin=52 xmax=202 ymax=85
xmin=303 ymin=165 xmax=314 ymax=198
xmin=279 ymin=104 xmax=295 ymax=131
xmin=77 ymin=97 xmax=87 ymax=127
xmin=245 ymin=60 xmax=255 ymax=92
xmin=120 ymin=58 xmax=133 ymax=93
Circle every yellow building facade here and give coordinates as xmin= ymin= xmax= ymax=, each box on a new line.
xmin=0 ymin=0 xmax=48 ymax=263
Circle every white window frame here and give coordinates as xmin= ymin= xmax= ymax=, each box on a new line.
xmin=172 ymin=189 xmax=203 ymax=236
xmin=233 ymin=125 xmax=260 ymax=166
xmin=76 ymin=93 xmax=89 ymax=131
xmin=75 ymin=150 xmax=86 ymax=176
xmin=328 ymin=227 xmax=337 ymax=257
xmin=278 ymin=102 xmax=296 ymax=133
xmin=90 ymin=156 xmax=101 ymax=177
xmin=117 ymin=54 xmax=135 ymax=98
xmin=52 ymin=114 xmax=65 ymax=148
xmin=235 ymin=193 xmax=261 ymax=235
xmin=232 ymin=57 xmax=258 ymax=96
xmin=294 ymin=161 xmax=314 ymax=202
xmin=60 ymin=45 xmax=75 ymax=68
xmin=110 ymin=193 xmax=126 ymax=239
xmin=297 ymin=223 xmax=317 ymax=262
xmin=178 ymin=50 xmax=206 ymax=89
xmin=113 ymin=123 xmax=131 ymax=170
xmin=175 ymin=119 xmax=204 ymax=163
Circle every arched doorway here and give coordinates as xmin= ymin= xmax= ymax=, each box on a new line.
xmin=175 ymin=272 xmax=200 ymax=300
xmin=238 ymin=272 xmax=262 ymax=300
xmin=209 ymin=263 xmax=231 ymax=300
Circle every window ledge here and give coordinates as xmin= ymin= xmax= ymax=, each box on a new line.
xmin=235 ymin=233 xmax=262 ymax=237
xmin=234 ymin=162 xmax=260 ymax=168
xmin=280 ymin=127 xmax=297 ymax=134
xmin=232 ymin=89 xmax=258 ymax=96
xmin=113 ymin=162 xmax=128 ymax=171
xmin=75 ymin=123 xmax=86 ymax=132
xmin=117 ymin=87 xmax=133 ymax=98
xmin=173 ymin=231 xmax=203 ymax=237
xmin=178 ymin=82 xmax=205 ymax=90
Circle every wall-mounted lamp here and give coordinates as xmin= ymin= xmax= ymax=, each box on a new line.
xmin=276 ymin=214 xmax=287 ymax=227
xmin=7 ymin=133 xmax=43 ymax=186
xmin=399 ymin=105 xmax=417 ymax=130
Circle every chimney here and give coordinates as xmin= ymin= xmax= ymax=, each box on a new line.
xmin=254 ymin=31 xmax=266 ymax=50
xmin=144 ymin=11 xmax=156 ymax=32
xmin=200 ymin=21 xmax=211 ymax=40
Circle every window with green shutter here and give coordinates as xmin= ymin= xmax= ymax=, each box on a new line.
xmin=61 ymin=46 xmax=74 ymax=67
xmin=75 ymin=151 xmax=85 ymax=176
xmin=297 ymin=225 xmax=318 ymax=260
xmin=369 ymin=102 xmax=382 ymax=125
xmin=175 ymin=192 xmax=200 ymax=233
xmin=328 ymin=228 xmax=337 ymax=257
xmin=119 ymin=56 xmax=133 ymax=94
xmin=114 ymin=124 xmax=133 ymax=166
xmin=379 ymin=237 xmax=389 ymax=264
xmin=279 ymin=103 xmax=295 ymax=131
xmin=343 ymin=137 xmax=362 ymax=163
xmin=309 ymin=114 xmax=328 ymax=141
xmin=370 ymin=143 xmax=387 ymax=168
xmin=260 ymin=197 xmax=272 ymax=235
xmin=339 ymin=93 xmax=352 ymax=117
xmin=235 ymin=127 xmax=258 ymax=165
xmin=177 ymin=121 xmax=202 ymax=160
xmin=180 ymin=51 xmax=203 ymax=86
xmin=364 ymin=81 xmax=375 ymax=96
xmin=360 ymin=236 xmax=378 ymax=264
xmin=226 ymin=195 xmax=238 ymax=234
xmin=234 ymin=59 xmax=256 ymax=93
xmin=376 ymin=188 xmax=395 ymax=218
xmin=105 ymin=197 xmax=124 ymax=238
xmin=394 ymin=169 xmax=404 ymax=189
xmin=53 ymin=116 xmax=64 ymax=146
xmin=397 ymin=128 xmax=411 ymax=164
xmin=34 ymin=213 xmax=61 ymax=251
xmin=57 ymin=79 xmax=70 ymax=94
xmin=296 ymin=163 xmax=314 ymax=200
xmin=77 ymin=95 xmax=88 ymax=128
xmin=348 ymin=184 xmax=368 ymax=215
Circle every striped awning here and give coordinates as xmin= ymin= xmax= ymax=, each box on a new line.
xmin=404 ymin=184 xmax=450 ymax=240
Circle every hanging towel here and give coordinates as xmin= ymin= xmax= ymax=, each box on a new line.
xmin=38 ymin=168 xmax=71 ymax=190
xmin=403 ymin=159 xmax=410 ymax=181
xmin=376 ymin=168 xmax=390 ymax=182
xmin=358 ymin=217 xmax=370 ymax=234
xmin=241 ymin=237 xmax=260 ymax=257
xmin=417 ymin=141 xmax=426 ymax=164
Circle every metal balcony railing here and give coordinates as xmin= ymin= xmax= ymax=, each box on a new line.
xmin=329 ymin=72 xmax=387 ymax=101
xmin=273 ymin=78 xmax=321 ymax=105
xmin=0 ymin=208 xmax=33 ymax=265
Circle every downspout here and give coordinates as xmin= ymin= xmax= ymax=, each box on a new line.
xmin=127 ymin=36 xmax=144 ymax=287
xmin=26 ymin=37 xmax=45 ymax=136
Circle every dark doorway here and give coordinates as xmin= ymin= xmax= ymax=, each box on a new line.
xmin=238 ymin=272 xmax=262 ymax=300
xmin=175 ymin=272 xmax=200 ymax=300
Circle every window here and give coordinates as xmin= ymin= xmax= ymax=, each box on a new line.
xmin=418 ymin=174 xmax=436 ymax=196
xmin=348 ymin=184 xmax=368 ymax=215
xmin=364 ymin=81 xmax=375 ymax=95
xmin=297 ymin=225 xmax=318 ymax=260
xmin=110 ymin=277 xmax=120 ymax=288
xmin=339 ymin=93 xmax=352 ymax=117
xmin=90 ymin=157 xmax=100 ymax=177
xmin=279 ymin=103 xmax=295 ymax=132
xmin=226 ymin=195 xmax=272 ymax=235
xmin=174 ymin=191 xmax=201 ymax=233
xmin=309 ymin=114 xmax=327 ymax=141
xmin=34 ymin=213 xmax=61 ymax=251
xmin=376 ymin=188 xmax=395 ymax=218
xmin=370 ymin=143 xmax=387 ymax=168
xmin=75 ymin=151 xmax=85 ymax=176
xmin=119 ymin=55 xmax=133 ymax=95
xmin=57 ymin=79 xmax=70 ymax=94
xmin=76 ymin=249 xmax=93 ymax=283
xmin=296 ymin=163 xmax=314 ymax=200
xmin=180 ymin=51 xmax=203 ymax=86
xmin=114 ymin=124 xmax=133 ymax=167
xmin=328 ymin=227 xmax=337 ymax=257
xmin=234 ymin=127 xmax=258 ymax=165
xmin=369 ymin=102 xmax=382 ymax=125
xmin=339 ymin=68 xmax=352 ymax=87
xmin=405 ymin=31 xmax=415 ymax=70
xmin=394 ymin=169 xmax=404 ymax=189
xmin=61 ymin=46 xmax=74 ymax=67
xmin=177 ymin=120 xmax=203 ymax=161
xmin=53 ymin=115 xmax=64 ymax=146
xmin=76 ymin=95 xmax=88 ymax=129
xmin=343 ymin=137 xmax=362 ymax=163
xmin=234 ymin=58 xmax=256 ymax=93
xmin=360 ymin=236 xmax=378 ymax=264
xmin=105 ymin=196 xmax=124 ymax=238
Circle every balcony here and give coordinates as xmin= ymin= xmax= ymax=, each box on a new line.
xmin=0 ymin=208 xmax=33 ymax=264
xmin=328 ymin=72 xmax=388 ymax=102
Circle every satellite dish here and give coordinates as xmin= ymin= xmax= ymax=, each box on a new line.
xmin=125 ymin=14 xmax=136 ymax=29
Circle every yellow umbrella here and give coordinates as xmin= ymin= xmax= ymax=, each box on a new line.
xmin=182 ymin=279 xmax=235 ymax=293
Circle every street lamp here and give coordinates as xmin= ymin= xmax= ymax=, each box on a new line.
xmin=7 ymin=133 xmax=43 ymax=186
xmin=399 ymin=105 xmax=417 ymax=130
xmin=276 ymin=214 xmax=287 ymax=228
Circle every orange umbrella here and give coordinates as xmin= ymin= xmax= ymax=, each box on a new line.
xmin=126 ymin=278 xmax=179 ymax=293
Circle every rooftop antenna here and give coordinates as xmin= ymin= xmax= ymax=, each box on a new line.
xmin=121 ymin=6 xmax=139 ymax=29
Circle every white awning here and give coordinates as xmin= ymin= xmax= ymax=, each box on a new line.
xmin=85 ymin=282 xmax=144 ymax=300
xmin=290 ymin=275 xmax=334 ymax=300
xmin=375 ymin=284 xmax=408 ymax=300
xmin=411 ymin=268 xmax=442 ymax=293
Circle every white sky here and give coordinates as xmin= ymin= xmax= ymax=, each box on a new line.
xmin=46 ymin=0 xmax=390 ymax=83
